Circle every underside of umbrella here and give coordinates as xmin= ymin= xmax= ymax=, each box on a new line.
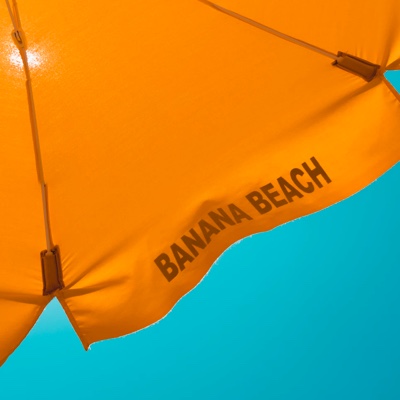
xmin=0 ymin=0 xmax=399 ymax=365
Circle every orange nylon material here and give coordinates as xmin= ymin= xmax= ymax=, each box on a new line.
xmin=0 ymin=0 xmax=399 ymax=364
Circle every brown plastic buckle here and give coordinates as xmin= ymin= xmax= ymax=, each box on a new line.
xmin=333 ymin=52 xmax=380 ymax=82
xmin=40 ymin=246 xmax=64 ymax=296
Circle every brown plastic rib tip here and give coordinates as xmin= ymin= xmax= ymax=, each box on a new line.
xmin=333 ymin=52 xmax=380 ymax=82
xmin=41 ymin=246 xmax=64 ymax=296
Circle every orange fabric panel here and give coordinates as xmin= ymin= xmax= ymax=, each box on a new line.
xmin=0 ymin=0 xmax=399 ymax=362
xmin=0 ymin=299 xmax=49 ymax=366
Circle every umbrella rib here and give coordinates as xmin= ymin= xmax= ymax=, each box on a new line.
xmin=5 ymin=0 xmax=17 ymax=30
xmin=5 ymin=0 xmax=53 ymax=253
xmin=199 ymin=0 xmax=339 ymax=60
xmin=200 ymin=0 xmax=380 ymax=81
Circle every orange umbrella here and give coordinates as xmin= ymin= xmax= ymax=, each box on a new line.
xmin=0 ymin=0 xmax=399 ymax=365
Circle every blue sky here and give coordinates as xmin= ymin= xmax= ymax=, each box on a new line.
xmin=0 ymin=72 xmax=399 ymax=399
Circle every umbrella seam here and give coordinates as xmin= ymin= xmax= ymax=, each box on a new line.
xmin=199 ymin=0 xmax=339 ymax=60
xmin=5 ymin=0 xmax=54 ymax=254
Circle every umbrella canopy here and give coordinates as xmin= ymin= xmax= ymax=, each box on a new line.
xmin=0 ymin=0 xmax=399 ymax=365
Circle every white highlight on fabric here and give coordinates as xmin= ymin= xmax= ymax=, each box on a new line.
xmin=9 ymin=47 xmax=44 ymax=69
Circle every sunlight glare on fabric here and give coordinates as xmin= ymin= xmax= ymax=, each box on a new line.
xmin=9 ymin=46 xmax=43 ymax=69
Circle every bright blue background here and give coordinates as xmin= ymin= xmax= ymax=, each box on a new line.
xmin=0 ymin=73 xmax=399 ymax=399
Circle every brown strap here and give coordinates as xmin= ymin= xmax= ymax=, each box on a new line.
xmin=41 ymin=246 xmax=64 ymax=296
xmin=333 ymin=52 xmax=380 ymax=82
